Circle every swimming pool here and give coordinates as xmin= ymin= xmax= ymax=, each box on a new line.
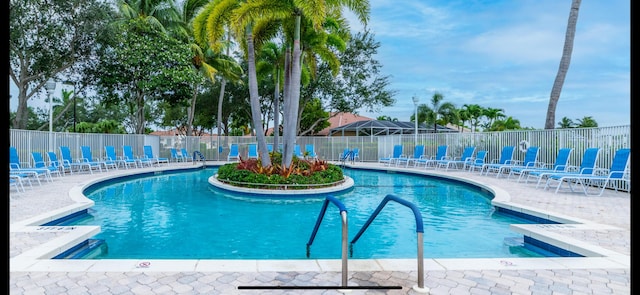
xmin=70 ymin=167 xmax=558 ymax=259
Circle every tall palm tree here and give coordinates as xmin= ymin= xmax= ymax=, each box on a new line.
xmin=192 ymin=0 xmax=244 ymax=142
xmin=175 ymin=0 xmax=218 ymax=136
xmin=545 ymin=0 xmax=581 ymax=129
xmin=257 ymin=41 xmax=285 ymax=148
xmin=234 ymin=0 xmax=369 ymax=168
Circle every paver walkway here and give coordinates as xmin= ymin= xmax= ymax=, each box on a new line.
xmin=10 ymin=161 xmax=630 ymax=294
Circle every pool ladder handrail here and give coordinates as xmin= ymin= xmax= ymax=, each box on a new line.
xmin=306 ymin=196 xmax=349 ymax=287
xmin=340 ymin=150 xmax=354 ymax=166
xmin=192 ymin=151 xmax=206 ymax=166
xmin=349 ymin=194 xmax=428 ymax=293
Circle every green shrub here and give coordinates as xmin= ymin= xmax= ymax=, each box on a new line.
xmin=215 ymin=158 xmax=344 ymax=190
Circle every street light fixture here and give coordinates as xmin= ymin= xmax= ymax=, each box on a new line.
xmin=45 ymin=79 xmax=57 ymax=151
xmin=412 ymin=95 xmax=419 ymax=145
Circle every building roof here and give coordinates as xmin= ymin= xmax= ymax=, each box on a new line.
xmin=328 ymin=120 xmax=459 ymax=136
xmin=316 ymin=112 xmax=374 ymax=136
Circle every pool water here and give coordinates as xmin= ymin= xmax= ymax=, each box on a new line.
xmin=73 ymin=167 xmax=551 ymax=259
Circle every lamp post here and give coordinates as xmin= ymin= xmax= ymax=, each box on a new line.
xmin=45 ymin=79 xmax=57 ymax=151
xmin=412 ymin=96 xmax=419 ymax=145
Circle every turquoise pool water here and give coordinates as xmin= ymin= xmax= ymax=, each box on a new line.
xmin=73 ymin=167 xmax=552 ymax=259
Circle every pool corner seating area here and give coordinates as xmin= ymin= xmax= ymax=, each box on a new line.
xmin=9 ymin=141 xmax=630 ymax=293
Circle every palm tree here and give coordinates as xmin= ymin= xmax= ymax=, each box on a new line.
xmin=576 ymin=116 xmax=597 ymax=128
xmin=294 ymin=16 xmax=349 ymax=136
xmin=457 ymin=107 xmax=470 ymax=132
xmin=462 ymin=104 xmax=485 ymax=132
xmin=483 ymin=107 xmax=505 ymax=128
xmin=116 ymin=0 xmax=181 ymax=34
xmin=557 ymin=116 xmax=574 ymax=128
xmin=234 ymin=0 xmax=369 ymax=168
xmin=257 ymin=42 xmax=285 ymax=148
xmin=545 ymin=0 xmax=582 ymax=129
xmin=175 ymin=0 xmax=219 ymax=136
xmin=418 ymin=92 xmax=456 ymax=133
xmin=492 ymin=116 xmax=521 ymax=131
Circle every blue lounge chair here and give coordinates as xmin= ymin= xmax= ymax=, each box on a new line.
xmin=31 ymin=151 xmax=62 ymax=178
xmin=481 ymin=146 xmax=516 ymax=175
xmin=493 ymin=146 xmax=541 ymax=178
xmin=416 ymin=145 xmax=447 ymax=169
xmin=544 ymin=148 xmax=629 ymax=196
xmin=181 ymin=148 xmax=193 ymax=162
xmin=436 ymin=146 xmax=475 ymax=171
xmin=379 ymin=145 xmax=403 ymax=166
xmin=80 ymin=146 xmax=108 ymax=172
xmin=247 ymin=144 xmax=259 ymax=159
xmin=60 ymin=146 xmax=93 ymax=174
xmin=530 ymin=147 xmax=601 ymax=188
xmin=10 ymin=147 xmax=50 ymax=185
xmin=170 ymin=148 xmax=185 ymax=162
xmin=123 ymin=145 xmax=146 ymax=168
xmin=47 ymin=151 xmax=73 ymax=175
xmin=10 ymin=174 xmax=26 ymax=193
xmin=294 ymin=144 xmax=304 ymax=158
xmin=397 ymin=145 xmax=424 ymax=167
xmin=509 ymin=148 xmax=573 ymax=182
xmin=143 ymin=145 xmax=169 ymax=166
xmin=105 ymin=146 xmax=130 ymax=169
xmin=466 ymin=150 xmax=488 ymax=173
xmin=352 ymin=148 xmax=360 ymax=162
xmin=305 ymin=144 xmax=318 ymax=160
xmin=227 ymin=144 xmax=240 ymax=161
xmin=267 ymin=144 xmax=274 ymax=153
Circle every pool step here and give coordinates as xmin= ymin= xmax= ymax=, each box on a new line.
xmin=53 ymin=239 xmax=107 ymax=259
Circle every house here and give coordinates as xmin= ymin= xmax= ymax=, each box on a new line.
xmin=316 ymin=112 xmax=374 ymax=136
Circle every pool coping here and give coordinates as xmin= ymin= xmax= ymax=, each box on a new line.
xmin=9 ymin=163 xmax=631 ymax=272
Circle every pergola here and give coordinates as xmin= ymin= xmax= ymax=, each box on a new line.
xmin=328 ymin=120 xmax=459 ymax=137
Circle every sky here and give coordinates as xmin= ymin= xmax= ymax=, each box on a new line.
xmin=10 ymin=0 xmax=630 ymax=130
xmin=345 ymin=0 xmax=630 ymax=129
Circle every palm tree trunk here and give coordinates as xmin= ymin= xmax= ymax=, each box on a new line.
xmin=273 ymin=68 xmax=280 ymax=150
xmin=186 ymin=84 xmax=197 ymax=136
xmin=282 ymin=15 xmax=303 ymax=168
xmin=545 ymin=0 xmax=581 ymax=129
xmin=217 ymin=78 xmax=227 ymax=136
xmin=282 ymin=46 xmax=292 ymax=164
xmin=246 ymin=24 xmax=271 ymax=166
xmin=136 ymin=90 xmax=145 ymax=134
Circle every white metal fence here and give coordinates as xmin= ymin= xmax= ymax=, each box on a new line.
xmin=10 ymin=125 xmax=630 ymax=177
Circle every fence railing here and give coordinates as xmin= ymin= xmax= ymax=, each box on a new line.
xmin=10 ymin=125 xmax=630 ymax=176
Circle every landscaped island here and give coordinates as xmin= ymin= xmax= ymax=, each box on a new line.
xmin=215 ymin=153 xmax=345 ymax=190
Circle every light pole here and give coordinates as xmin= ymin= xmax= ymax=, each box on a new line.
xmin=45 ymin=79 xmax=57 ymax=152
xmin=412 ymin=96 xmax=419 ymax=146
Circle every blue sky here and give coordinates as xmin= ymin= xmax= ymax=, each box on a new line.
xmin=347 ymin=0 xmax=630 ymax=129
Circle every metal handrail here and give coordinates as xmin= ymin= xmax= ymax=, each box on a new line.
xmin=306 ymin=196 xmax=349 ymax=287
xmin=349 ymin=194 xmax=428 ymax=293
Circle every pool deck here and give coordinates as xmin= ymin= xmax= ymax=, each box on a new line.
xmin=10 ymin=161 xmax=630 ymax=294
